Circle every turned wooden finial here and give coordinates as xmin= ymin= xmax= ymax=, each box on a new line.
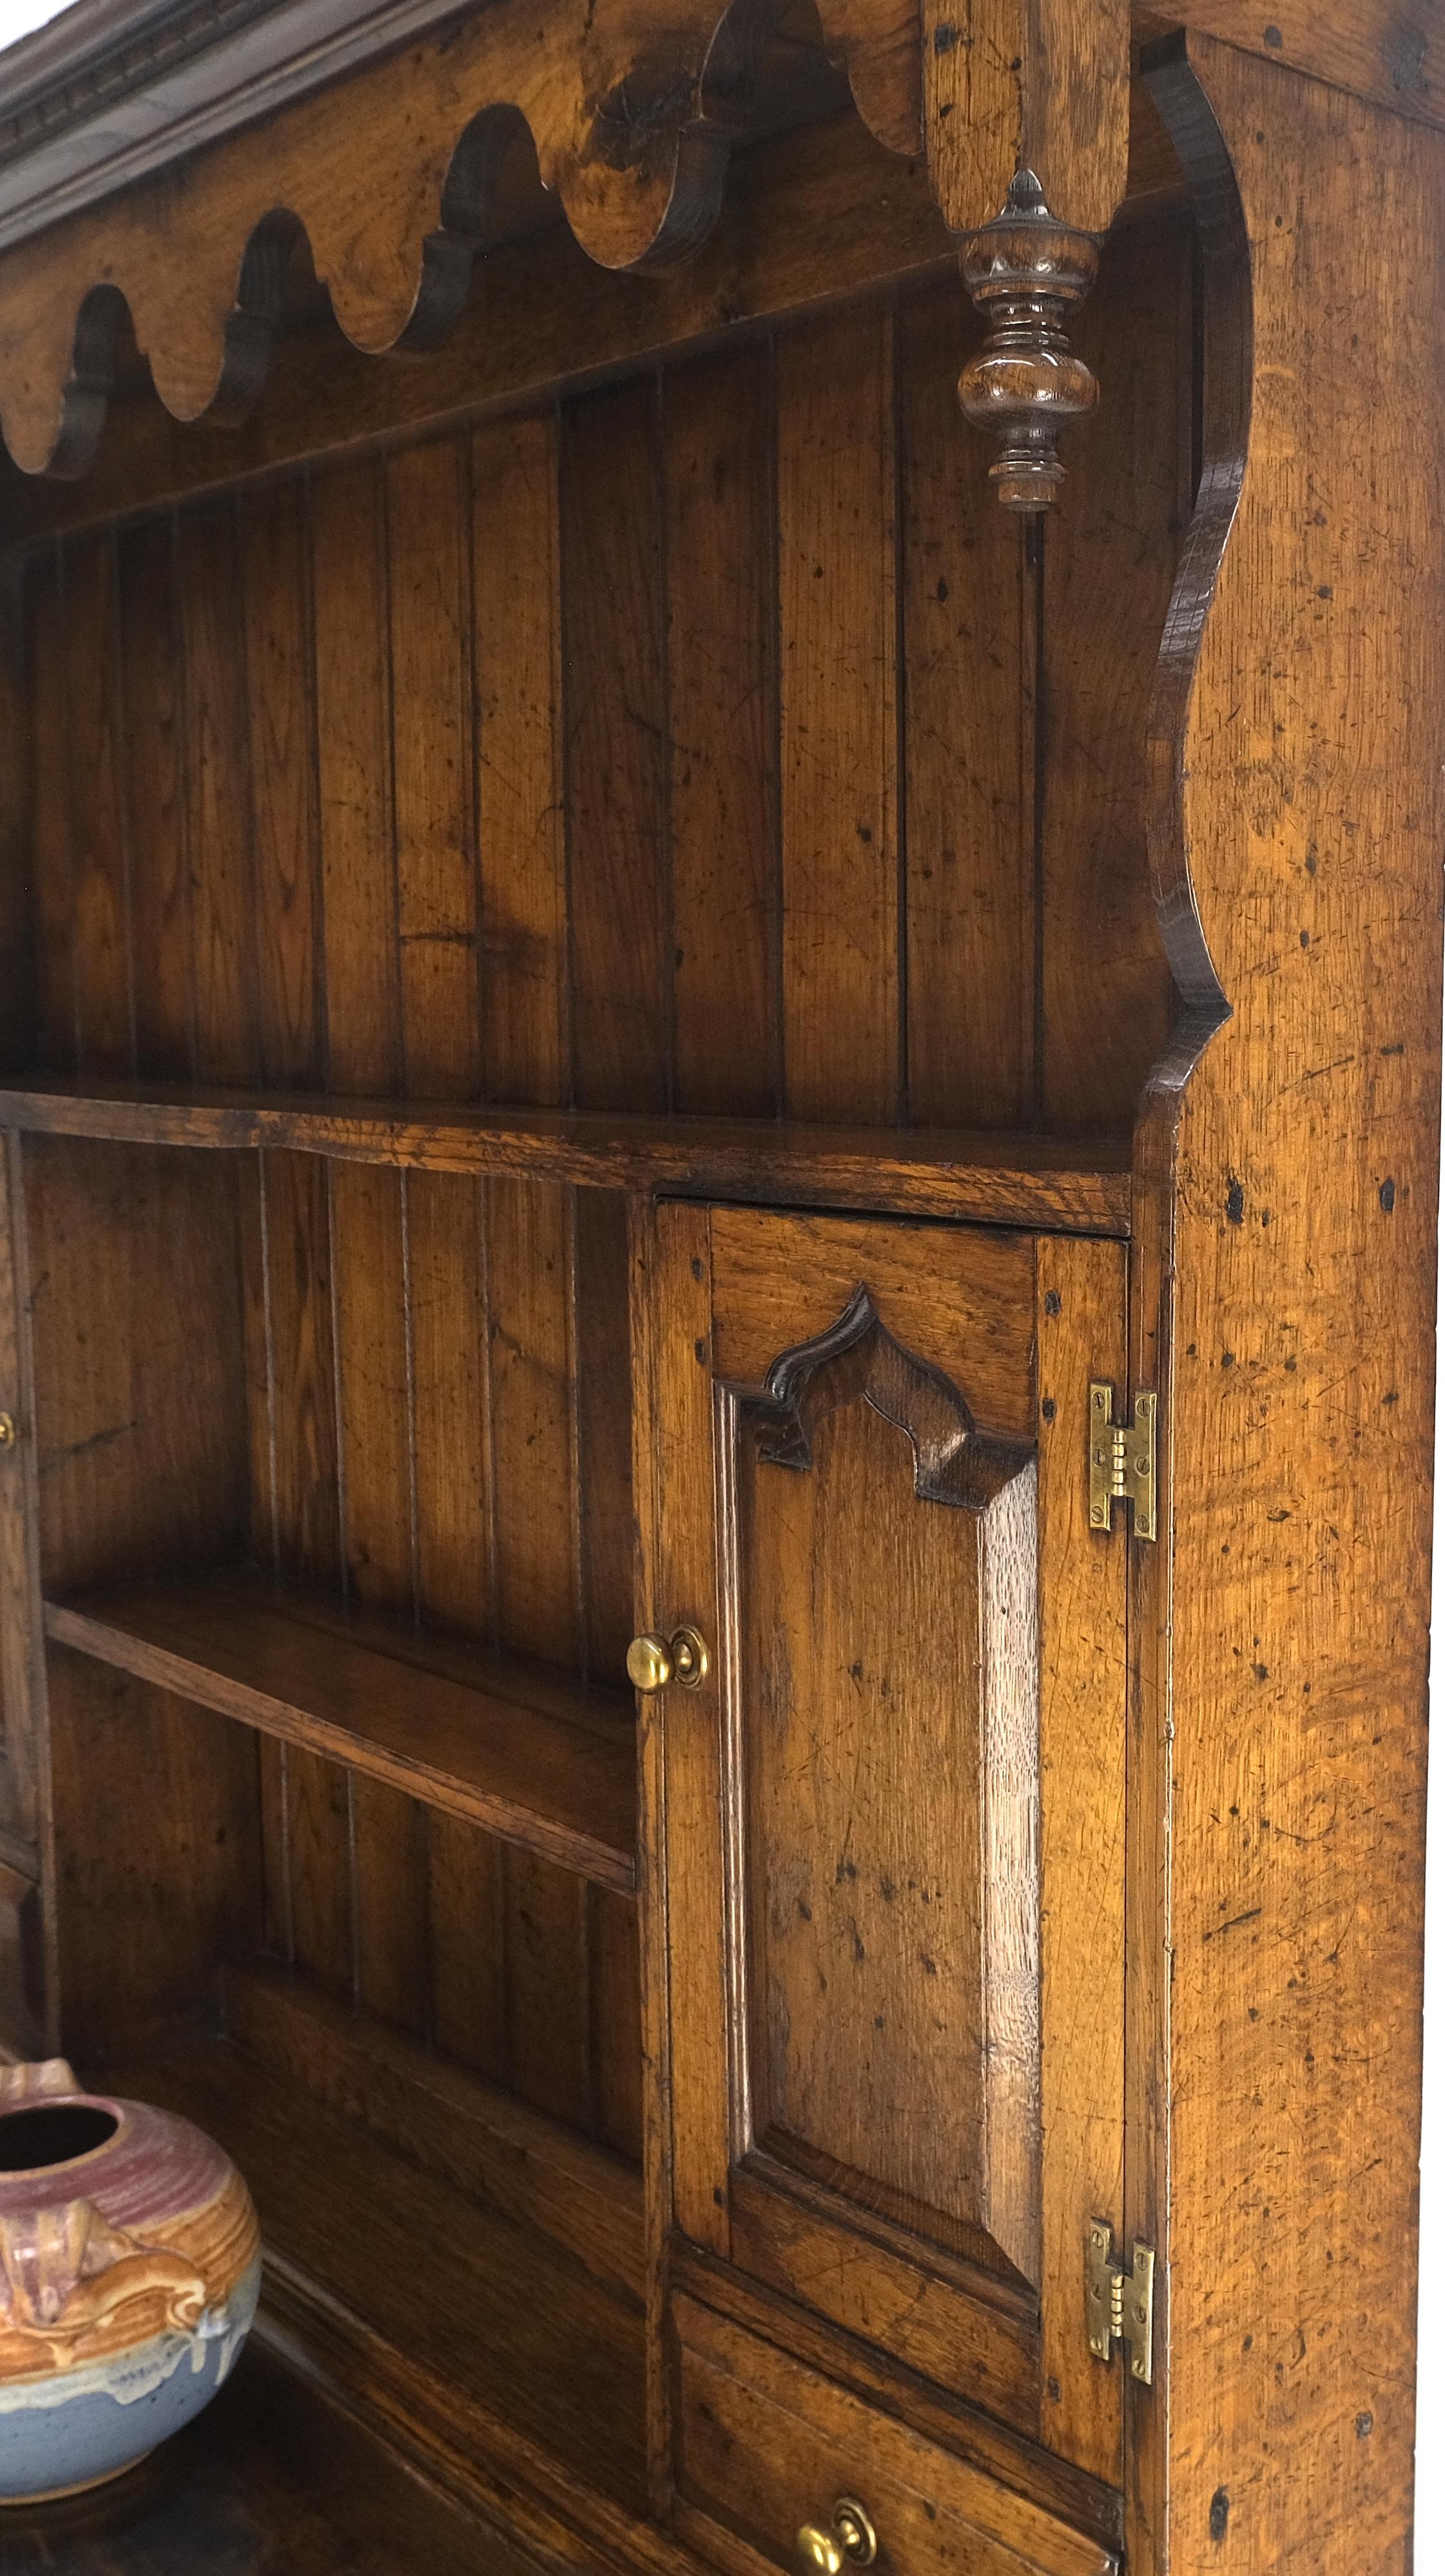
xmin=957 ymin=169 xmax=1100 ymax=512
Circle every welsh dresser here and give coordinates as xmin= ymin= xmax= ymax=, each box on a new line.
xmin=0 ymin=3 xmax=1433 ymax=2573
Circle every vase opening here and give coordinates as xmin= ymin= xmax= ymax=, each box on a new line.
xmin=0 ymin=2103 xmax=119 ymax=2172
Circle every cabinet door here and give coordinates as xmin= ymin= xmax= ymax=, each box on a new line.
xmin=634 ymin=1205 xmax=1129 ymax=2486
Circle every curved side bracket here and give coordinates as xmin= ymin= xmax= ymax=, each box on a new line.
xmin=1139 ymin=30 xmax=1256 ymax=1080
xmin=748 ymin=1285 xmax=1032 ymax=1513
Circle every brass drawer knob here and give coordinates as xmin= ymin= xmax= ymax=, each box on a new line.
xmin=795 ymin=2499 xmax=877 ymax=2576
xmin=0 ymin=1415 xmax=15 ymax=1449
xmin=626 ymin=1627 xmax=709 ymax=1693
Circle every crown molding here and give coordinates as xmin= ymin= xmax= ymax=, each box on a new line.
xmin=0 ymin=0 xmax=489 ymax=257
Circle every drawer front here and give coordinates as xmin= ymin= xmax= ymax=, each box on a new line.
xmin=673 ymin=2297 xmax=1117 ymax=2576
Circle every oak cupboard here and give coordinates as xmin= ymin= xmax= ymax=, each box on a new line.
xmin=0 ymin=3 xmax=1433 ymax=2571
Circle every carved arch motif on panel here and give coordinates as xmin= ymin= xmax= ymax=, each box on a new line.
xmin=747 ymin=1284 xmax=1033 ymax=1511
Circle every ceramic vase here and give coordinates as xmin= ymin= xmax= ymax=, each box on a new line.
xmin=0 ymin=2058 xmax=260 ymax=2504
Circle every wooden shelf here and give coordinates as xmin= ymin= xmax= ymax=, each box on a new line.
xmin=110 ymin=2026 xmax=648 ymax=2519
xmin=44 ymin=1566 xmax=637 ymax=1892
xmin=0 ymin=1076 xmax=1133 ymax=1234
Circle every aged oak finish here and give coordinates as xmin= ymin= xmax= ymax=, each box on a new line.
xmin=0 ymin=4 xmax=1433 ymax=2574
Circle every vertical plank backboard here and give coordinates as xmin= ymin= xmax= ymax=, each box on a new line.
xmin=777 ymin=302 xmax=899 ymax=1124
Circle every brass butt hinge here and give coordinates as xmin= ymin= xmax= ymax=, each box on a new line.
xmin=1088 ymin=1383 xmax=1157 ymax=1542
xmin=1085 ymin=2222 xmax=1155 ymax=2384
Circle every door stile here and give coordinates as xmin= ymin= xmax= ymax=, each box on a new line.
xmin=713 ymin=1371 xmax=753 ymax=2174
xmin=635 ymin=1196 xmax=732 ymax=2260
xmin=1036 ymin=1232 xmax=1129 ymax=2485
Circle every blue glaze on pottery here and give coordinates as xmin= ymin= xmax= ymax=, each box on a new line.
xmin=0 ymin=2253 xmax=260 ymax=2503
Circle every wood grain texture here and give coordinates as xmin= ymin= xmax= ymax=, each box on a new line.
xmin=46 ymin=1567 xmax=637 ymax=1888
xmin=673 ymin=2294 xmax=1117 ymax=2576
xmin=561 ymin=378 xmax=670 ymax=1118
xmin=777 ymin=301 xmax=898 ymax=1125
xmin=224 ymin=1961 xmax=645 ymax=2297
xmin=922 ymin=0 xmax=1130 ymax=237
xmin=29 ymin=543 xmax=75 ymax=1074
xmin=120 ymin=2033 xmax=650 ymax=2514
xmin=474 ymin=409 xmax=567 ymax=1108
xmin=672 ymin=2245 xmax=1123 ymax=2553
xmin=241 ymin=475 xmax=323 ymax=1091
xmin=742 ymin=1380 xmax=1039 ymax=2281
xmin=1136 ymin=34 xmax=1445 ymax=2576
xmin=1038 ymin=210 xmax=1186 ymax=1133
xmin=0 ymin=1140 xmax=45 ymax=1855
xmin=23 ymin=1134 xmax=249 ymax=1592
xmin=5 ymin=16 xmax=1435 ymax=2564
xmin=387 ymin=432 xmax=479 ymax=1101
xmin=900 ymin=274 xmax=1034 ymax=1127
xmin=178 ymin=496 xmax=258 ymax=1085
xmin=118 ymin=515 xmax=192 ymax=1080
xmin=665 ymin=342 xmax=779 ymax=1118
xmin=1034 ymin=1239 xmax=1125 ymax=2484
xmin=0 ymin=1081 xmax=1136 ymax=1231
xmin=46 ymin=1649 xmax=263 ymax=2057
xmin=647 ymin=1205 xmax=1132 ymax=2483
xmin=18 ymin=238 xmax=1189 ymax=1165
xmin=1138 ymin=0 xmax=1445 ymax=132
xmin=0 ymin=0 xmax=920 ymax=476
xmin=64 ymin=527 xmax=131 ymax=1079
xmin=3 ymin=113 xmax=958 ymax=541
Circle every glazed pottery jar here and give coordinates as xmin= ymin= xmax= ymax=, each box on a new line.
xmin=0 ymin=2059 xmax=260 ymax=2503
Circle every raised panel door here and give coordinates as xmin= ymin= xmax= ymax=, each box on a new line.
xmin=634 ymin=1205 xmax=1130 ymax=2484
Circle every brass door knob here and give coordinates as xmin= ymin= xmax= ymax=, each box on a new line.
xmin=795 ymin=2499 xmax=877 ymax=2576
xmin=625 ymin=1627 xmax=709 ymax=1693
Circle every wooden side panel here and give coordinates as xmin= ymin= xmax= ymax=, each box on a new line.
xmin=1146 ymin=43 xmax=1445 ymax=2576
xmin=777 ymin=303 xmax=899 ymax=1124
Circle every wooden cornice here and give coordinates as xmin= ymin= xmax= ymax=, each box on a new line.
xmin=0 ymin=1 xmax=527 ymax=259
xmin=0 ymin=0 xmax=1130 ymax=482
xmin=0 ymin=0 xmax=1436 ymax=273
xmin=0 ymin=0 xmax=1433 ymax=486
